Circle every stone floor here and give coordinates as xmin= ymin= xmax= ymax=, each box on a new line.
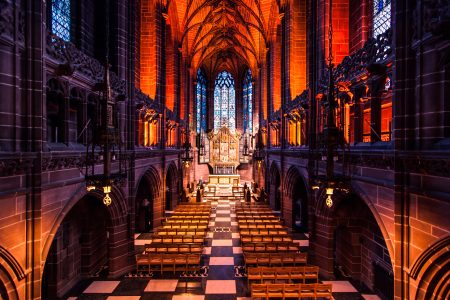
xmin=65 ymin=199 xmax=382 ymax=300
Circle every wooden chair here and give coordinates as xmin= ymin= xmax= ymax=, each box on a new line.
xmin=266 ymin=284 xmax=284 ymax=299
xmin=315 ymin=284 xmax=333 ymax=299
xmin=136 ymin=253 xmax=149 ymax=272
xmin=251 ymin=284 xmax=267 ymax=299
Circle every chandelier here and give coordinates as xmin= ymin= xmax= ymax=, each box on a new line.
xmin=253 ymin=128 xmax=265 ymax=168
xmin=311 ymin=0 xmax=350 ymax=208
xmin=84 ymin=0 xmax=126 ymax=206
xmin=199 ymin=131 xmax=206 ymax=157
xmin=181 ymin=124 xmax=194 ymax=168
xmin=84 ymin=60 xmax=127 ymax=206
xmin=243 ymin=135 xmax=249 ymax=156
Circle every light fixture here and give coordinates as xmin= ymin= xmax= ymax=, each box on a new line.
xmin=199 ymin=131 xmax=206 ymax=156
xmin=325 ymin=187 xmax=334 ymax=208
xmin=243 ymin=135 xmax=249 ymax=156
xmin=84 ymin=0 xmax=126 ymax=206
xmin=310 ymin=0 xmax=350 ymax=209
xmin=103 ymin=185 xmax=112 ymax=206
xmin=253 ymin=128 xmax=265 ymax=164
xmin=181 ymin=124 xmax=193 ymax=167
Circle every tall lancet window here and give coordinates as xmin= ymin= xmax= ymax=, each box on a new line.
xmin=373 ymin=0 xmax=391 ymax=37
xmin=243 ymin=69 xmax=253 ymax=134
xmin=51 ymin=0 xmax=71 ymax=41
xmin=214 ymin=71 xmax=235 ymax=132
xmin=196 ymin=69 xmax=207 ymax=133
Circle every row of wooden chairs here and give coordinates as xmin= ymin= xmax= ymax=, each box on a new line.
xmin=242 ymin=242 xmax=299 ymax=253
xmin=168 ymin=215 xmax=209 ymax=220
xmin=251 ymin=283 xmax=332 ymax=299
xmin=236 ymin=211 xmax=275 ymax=216
xmin=236 ymin=213 xmax=280 ymax=220
xmin=154 ymin=228 xmax=206 ymax=236
xmin=162 ymin=223 xmax=208 ymax=230
xmin=244 ymin=252 xmax=307 ymax=267
xmin=175 ymin=202 xmax=211 ymax=207
xmin=170 ymin=211 xmax=210 ymax=216
xmin=144 ymin=243 xmax=203 ymax=254
xmin=235 ymin=202 xmax=268 ymax=207
xmin=239 ymin=224 xmax=284 ymax=230
xmin=235 ymin=210 xmax=274 ymax=215
xmin=248 ymin=266 xmax=319 ymax=284
xmin=241 ymin=234 xmax=293 ymax=243
xmin=136 ymin=253 xmax=201 ymax=274
xmin=238 ymin=219 xmax=281 ymax=224
xmin=172 ymin=208 xmax=211 ymax=213
xmin=164 ymin=219 xmax=209 ymax=224
xmin=150 ymin=235 xmax=204 ymax=244
xmin=239 ymin=228 xmax=288 ymax=236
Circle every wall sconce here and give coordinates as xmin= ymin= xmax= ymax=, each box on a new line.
xmin=325 ymin=187 xmax=334 ymax=208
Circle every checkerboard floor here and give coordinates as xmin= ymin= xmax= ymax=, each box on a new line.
xmin=64 ymin=198 xmax=381 ymax=300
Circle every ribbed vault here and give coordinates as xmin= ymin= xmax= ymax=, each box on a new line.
xmin=169 ymin=0 xmax=279 ymax=76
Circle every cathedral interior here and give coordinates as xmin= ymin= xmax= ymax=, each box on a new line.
xmin=0 ymin=0 xmax=449 ymax=299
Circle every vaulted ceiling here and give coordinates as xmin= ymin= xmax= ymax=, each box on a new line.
xmin=168 ymin=0 xmax=280 ymax=78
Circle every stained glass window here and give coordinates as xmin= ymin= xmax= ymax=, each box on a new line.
xmin=373 ymin=0 xmax=391 ymax=37
xmin=51 ymin=0 xmax=71 ymax=41
xmin=243 ymin=69 xmax=253 ymax=134
xmin=196 ymin=69 xmax=207 ymax=133
xmin=214 ymin=71 xmax=235 ymax=132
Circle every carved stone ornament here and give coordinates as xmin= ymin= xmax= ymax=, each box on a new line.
xmin=46 ymin=33 xmax=126 ymax=96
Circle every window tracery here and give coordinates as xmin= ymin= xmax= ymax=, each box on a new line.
xmin=51 ymin=0 xmax=71 ymax=41
xmin=196 ymin=69 xmax=207 ymax=134
xmin=214 ymin=71 xmax=235 ymax=132
xmin=243 ymin=69 xmax=253 ymax=134
xmin=373 ymin=0 xmax=391 ymax=37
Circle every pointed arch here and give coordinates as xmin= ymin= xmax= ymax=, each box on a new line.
xmin=411 ymin=236 xmax=450 ymax=300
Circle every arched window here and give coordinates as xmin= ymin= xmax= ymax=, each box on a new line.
xmin=243 ymin=69 xmax=253 ymax=134
xmin=373 ymin=0 xmax=391 ymax=37
xmin=214 ymin=71 xmax=235 ymax=132
xmin=196 ymin=69 xmax=207 ymax=133
xmin=50 ymin=0 xmax=71 ymax=41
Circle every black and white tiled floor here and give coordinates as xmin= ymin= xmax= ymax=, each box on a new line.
xmin=65 ymin=199 xmax=382 ymax=300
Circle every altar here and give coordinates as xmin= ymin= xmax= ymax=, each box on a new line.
xmin=207 ymin=126 xmax=240 ymax=174
xmin=208 ymin=174 xmax=240 ymax=186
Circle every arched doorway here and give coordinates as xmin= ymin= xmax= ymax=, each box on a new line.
xmin=135 ymin=168 xmax=160 ymax=233
xmin=333 ymin=195 xmax=393 ymax=299
xmin=285 ymin=167 xmax=308 ymax=232
xmin=165 ymin=163 xmax=179 ymax=211
xmin=269 ymin=163 xmax=281 ymax=211
xmin=42 ymin=195 xmax=111 ymax=299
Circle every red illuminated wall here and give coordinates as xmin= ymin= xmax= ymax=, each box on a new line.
xmin=140 ymin=0 xmax=159 ymax=99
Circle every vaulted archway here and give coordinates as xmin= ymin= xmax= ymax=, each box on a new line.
xmin=135 ymin=167 xmax=161 ymax=233
xmin=165 ymin=163 xmax=179 ymax=211
xmin=285 ymin=166 xmax=308 ymax=232
xmin=269 ymin=162 xmax=281 ymax=211
xmin=42 ymin=194 xmax=113 ymax=299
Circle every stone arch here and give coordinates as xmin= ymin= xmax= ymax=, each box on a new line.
xmin=135 ymin=166 xmax=161 ymax=232
xmin=0 ymin=247 xmax=24 ymax=300
xmin=268 ymin=161 xmax=281 ymax=211
xmin=253 ymin=160 xmax=266 ymax=191
xmin=313 ymin=182 xmax=394 ymax=265
xmin=165 ymin=162 xmax=179 ymax=210
xmin=284 ymin=166 xmax=309 ymax=231
xmin=41 ymin=193 xmax=115 ymax=298
xmin=42 ymin=185 xmax=128 ymax=266
xmin=318 ymin=193 xmax=394 ymax=299
xmin=411 ymin=235 xmax=450 ymax=300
